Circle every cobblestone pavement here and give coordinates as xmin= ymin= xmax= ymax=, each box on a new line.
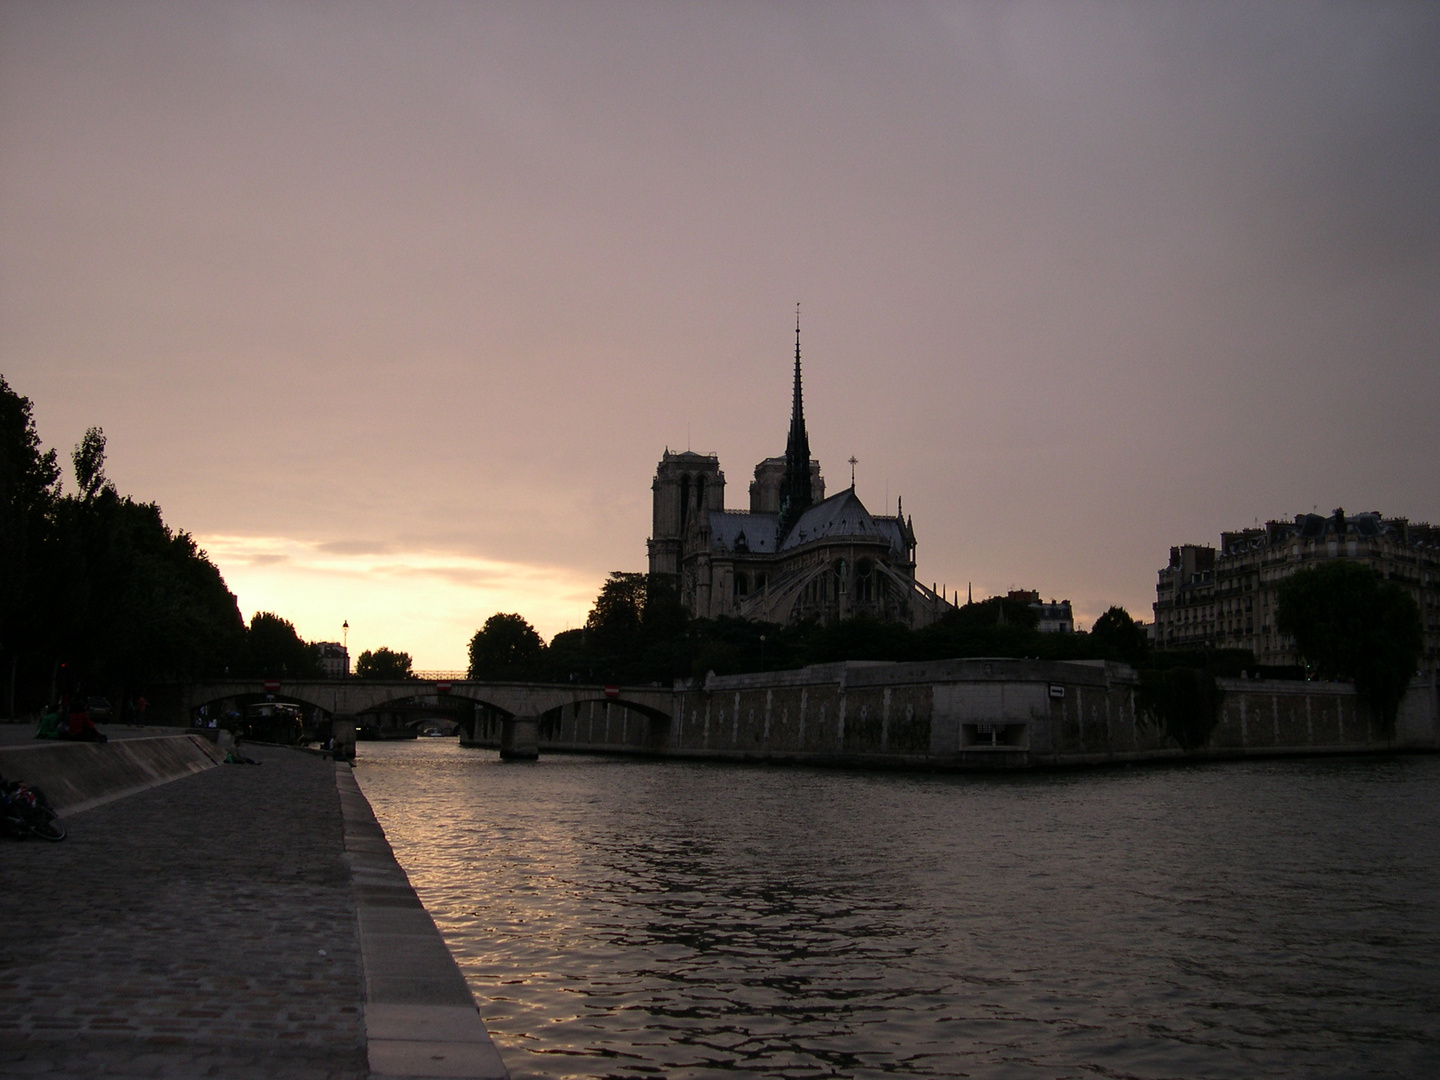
xmin=0 ymin=744 xmax=366 ymax=1078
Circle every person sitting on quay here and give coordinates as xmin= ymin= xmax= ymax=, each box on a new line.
xmin=34 ymin=702 xmax=62 ymax=739
xmin=61 ymin=697 xmax=107 ymax=743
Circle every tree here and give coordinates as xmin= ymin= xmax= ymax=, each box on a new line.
xmin=1136 ymin=665 xmax=1223 ymax=750
xmin=246 ymin=612 xmax=321 ymax=678
xmin=46 ymin=448 xmax=247 ymax=694
xmin=1276 ymin=561 xmax=1422 ymax=729
xmin=0 ymin=376 xmax=62 ymax=714
xmin=1089 ymin=606 xmax=1149 ymax=664
xmin=356 ymin=647 xmax=413 ymax=680
xmin=585 ymin=572 xmax=647 ymax=649
xmin=468 ymin=613 xmax=543 ymax=679
xmin=944 ymin=595 xmax=1040 ymax=631
xmin=71 ymin=426 xmax=114 ymax=502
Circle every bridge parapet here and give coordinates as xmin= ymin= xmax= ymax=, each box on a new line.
xmin=173 ymin=678 xmax=675 ymax=731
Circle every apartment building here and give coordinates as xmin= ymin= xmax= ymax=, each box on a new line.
xmin=1153 ymin=509 xmax=1440 ymax=668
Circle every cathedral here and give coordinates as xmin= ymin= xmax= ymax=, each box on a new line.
xmin=647 ymin=317 xmax=953 ymax=628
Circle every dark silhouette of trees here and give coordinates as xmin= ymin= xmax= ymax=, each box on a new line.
xmin=1136 ymin=665 xmax=1223 ymax=750
xmin=1277 ymin=561 xmax=1422 ymax=729
xmin=0 ymin=377 xmax=288 ymax=715
xmin=246 ymin=612 xmax=321 ymax=678
xmin=491 ymin=574 xmax=1170 ymax=688
xmin=573 ymin=572 xmax=692 ymax=683
xmin=1089 ymin=606 xmax=1149 ymax=664
xmin=945 ymin=595 xmax=1040 ymax=630
xmin=1 ymin=377 xmax=62 ymax=715
xmin=71 ymin=426 xmax=113 ymax=501
xmin=356 ymin=647 xmax=414 ymax=680
xmin=468 ymin=613 xmax=544 ymax=679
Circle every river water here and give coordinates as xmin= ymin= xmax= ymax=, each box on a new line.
xmin=354 ymin=742 xmax=1440 ymax=1080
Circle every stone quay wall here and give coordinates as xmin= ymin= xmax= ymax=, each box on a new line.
xmin=534 ymin=658 xmax=1440 ymax=769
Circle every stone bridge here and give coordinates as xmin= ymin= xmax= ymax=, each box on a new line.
xmin=172 ymin=661 xmax=1439 ymax=768
xmin=176 ymin=678 xmax=675 ymax=759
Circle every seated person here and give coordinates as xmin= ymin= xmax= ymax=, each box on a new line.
xmin=34 ymin=704 xmax=62 ymax=739
xmin=62 ymin=701 xmax=107 ymax=742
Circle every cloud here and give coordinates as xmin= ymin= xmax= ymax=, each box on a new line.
xmin=315 ymin=539 xmax=395 ymax=556
xmin=5 ymin=3 xmax=1438 ymax=652
xmin=196 ymin=533 xmax=601 ymax=669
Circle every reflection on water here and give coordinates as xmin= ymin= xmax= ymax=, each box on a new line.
xmin=356 ymin=743 xmax=1440 ymax=1079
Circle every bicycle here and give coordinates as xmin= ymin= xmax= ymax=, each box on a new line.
xmin=0 ymin=778 xmax=66 ymax=841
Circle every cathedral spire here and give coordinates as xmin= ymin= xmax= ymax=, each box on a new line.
xmin=778 ymin=303 xmax=814 ymax=540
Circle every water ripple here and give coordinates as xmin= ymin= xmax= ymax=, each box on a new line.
xmin=358 ymin=746 xmax=1440 ymax=1079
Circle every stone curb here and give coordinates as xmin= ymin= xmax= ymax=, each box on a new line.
xmin=334 ymin=763 xmax=510 ymax=1080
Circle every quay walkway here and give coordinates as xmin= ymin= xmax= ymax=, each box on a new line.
xmin=0 ymin=728 xmax=507 ymax=1080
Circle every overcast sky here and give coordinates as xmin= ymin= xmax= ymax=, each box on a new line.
xmin=4 ymin=2 xmax=1438 ymax=668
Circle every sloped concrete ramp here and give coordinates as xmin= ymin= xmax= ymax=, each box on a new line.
xmin=0 ymin=733 xmax=223 ymax=814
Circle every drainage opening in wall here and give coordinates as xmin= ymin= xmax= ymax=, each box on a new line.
xmin=961 ymin=722 xmax=1027 ymax=748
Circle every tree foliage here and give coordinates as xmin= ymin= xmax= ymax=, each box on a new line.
xmin=1276 ymin=561 xmax=1422 ymax=729
xmin=0 ymin=377 xmax=61 ymax=684
xmin=71 ymin=426 xmax=114 ymax=502
xmin=468 ymin=613 xmax=544 ymax=679
xmin=1135 ymin=665 xmax=1222 ymax=750
xmin=246 ymin=612 xmax=321 ymax=678
xmin=1089 ymin=606 xmax=1149 ymax=664
xmin=0 ymin=377 xmax=329 ymax=715
xmin=356 ymin=647 xmax=414 ymax=680
xmin=486 ymin=577 xmax=1176 ymax=689
xmin=946 ymin=596 xmax=1040 ymax=630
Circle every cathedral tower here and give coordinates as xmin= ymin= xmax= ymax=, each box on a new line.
xmin=647 ymin=450 xmax=724 ymax=580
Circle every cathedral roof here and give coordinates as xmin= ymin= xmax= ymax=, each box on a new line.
xmin=779 ymin=488 xmax=907 ymax=555
xmin=708 ymin=511 xmax=779 ymax=553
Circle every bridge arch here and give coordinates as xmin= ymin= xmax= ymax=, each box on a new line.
xmin=536 ymin=695 xmax=672 ymax=753
xmin=175 ymin=678 xmax=675 ymax=753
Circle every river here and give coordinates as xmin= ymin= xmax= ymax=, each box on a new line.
xmin=354 ymin=742 xmax=1440 ymax=1079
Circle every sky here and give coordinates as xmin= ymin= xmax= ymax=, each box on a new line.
xmin=3 ymin=2 xmax=1438 ymax=669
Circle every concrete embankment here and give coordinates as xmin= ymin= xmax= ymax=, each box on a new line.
xmin=0 ymin=731 xmax=224 ymax=813
xmin=0 ymin=739 xmax=510 ymax=1080
xmin=338 ymin=764 xmax=509 ymax=1080
xmin=531 ymin=659 xmax=1440 ymax=769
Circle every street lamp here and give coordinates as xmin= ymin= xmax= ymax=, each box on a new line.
xmin=342 ymin=621 xmax=349 ymax=679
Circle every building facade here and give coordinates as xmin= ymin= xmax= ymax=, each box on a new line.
xmin=647 ymin=320 xmax=952 ymax=628
xmin=1153 ymin=509 xmax=1440 ymax=668
xmin=1005 ymin=590 xmax=1075 ymax=633
xmin=316 ymin=642 xmax=350 ymax=679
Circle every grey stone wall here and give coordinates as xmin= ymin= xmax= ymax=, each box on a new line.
xmin=535 ymin=659 xmax=1440 ymax=769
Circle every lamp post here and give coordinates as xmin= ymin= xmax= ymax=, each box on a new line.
xmin=759 ymin=633 xmax=766 ymax=673
xmin=342 ymin=621 xmax=349 ymax=679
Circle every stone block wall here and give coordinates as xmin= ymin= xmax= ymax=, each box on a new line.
xmin=533 ymin=659 xmax=1439 ymax=769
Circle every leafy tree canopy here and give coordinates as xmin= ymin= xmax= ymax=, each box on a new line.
xmin=1276 ymin=560 xmax=1422 ymax=728
xmin=356 ymin=647 xmax=414 ymax=680
xmin=468 ymin=613 xmax=544 ymax=679
xmin=71 ymin=426 xmax=114 ymax=501
xmin=585 ymin=572 xmax=646 ymax=644
xmin=943 ymin=596 xmax=1040 ymax=631
xmin=1 ymin=376 xmax=61 ymax=656
xmin=247 ymin=612 xmax=321 ymax=678
xmin=1089 ymin=606 xmax=1149 ymax=664
xmin=0 ymin=377 xmax=325 ymax=715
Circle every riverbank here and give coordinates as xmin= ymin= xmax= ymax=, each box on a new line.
xmin=0 ymin=736 xmax=508 ymax=1079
